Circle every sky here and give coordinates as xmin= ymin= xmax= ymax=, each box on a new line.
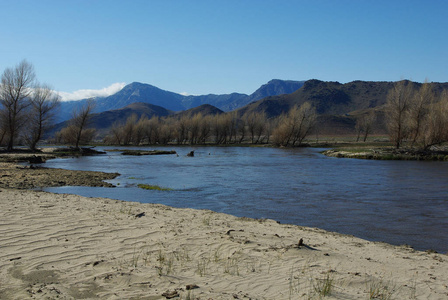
xmin=1 ymin=0 xmax=447 ymax=101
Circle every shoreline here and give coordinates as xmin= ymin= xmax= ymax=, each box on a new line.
xmin=322 ymin=147 xmax=448 ymax=161
xmin=0 ymin=156 xmax=447 ymax=299
xmin=1 ymin=188 xmax=447 ymax=299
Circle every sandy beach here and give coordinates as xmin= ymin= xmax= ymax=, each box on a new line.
xmin=0 ymin=161 xmax=447 ymax=299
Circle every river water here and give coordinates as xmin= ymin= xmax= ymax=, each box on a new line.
xmin=43 ymin=146 xmax=448 ymax=252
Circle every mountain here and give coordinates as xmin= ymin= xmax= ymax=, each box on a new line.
xmin=95 ymin=82 xmax=185 ymax=112
xmin=53 ymin=79 xmax=448 ymax=137
xmin=50 ymin=102 xmax=173 ymax=137
xmin=51 ymin=102 xmax=226 ymax=138
xmin=182 ymin=93 xmax=248 ymax=112
xmin=237 ymin=79 xmax=448 ymax=135
xmin=173 ymin=104 xmax=224 ymax=119
xmin=56 ymin=80 xmax=305 ymax=122
xmin=181 ymin=79 xmax=306 ymax=112
xmin=238 ymin=80 xmax=396 ymax=117
xmin=248 ymin=79 xmax=305 ymax=103
xmin=89 ymin=102 xmax=173 ymax=131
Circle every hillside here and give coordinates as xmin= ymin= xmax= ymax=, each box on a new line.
xmin=50 ymin=102 xmax=173 ymax=137
xmin=50 ymin=102 xmax=227 ymax=138
xmin=237 ymin=79 xmax=448 ymax=135
xmin=53 ymin=79 xmax=448 ymax=137
xmin=89 ymin=102 xmax=173 ymax=130
xmin=56 ymin=79 xmax=305 ymax=122
xmin=238 ymin=80 xmax=396 ymax=117
xmin=173 ymin=104 xmax=224 ymax=119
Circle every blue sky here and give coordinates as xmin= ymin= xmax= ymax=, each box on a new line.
xmin=1 ymin=0 xmax=447 ymax=100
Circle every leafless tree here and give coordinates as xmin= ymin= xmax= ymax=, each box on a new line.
xmin=132 ymin=116 xmax=147 ymax=145
xmin=24 ymin=84 xmax=60 ymax=150
xmin=197 ymin=115 xmax=212 ymax=144
xmin=158 ymin=122 xmax=173 ymax=145
xmin=418 ymin=90 xmax=448 ymax=150
xmin=264 ymin=117 xmax=277 ymax=144
xmin=245 ymin=112 xmax=267 ymax=144
xmin=355 ymin=111 xmax=376 ymax=142
xmin=144 ymin=116 xmax=161 ymax=144
xmin=409 ymin=80 xmax=433 ymax=146
xmin=104 ymin=121 xmax=123 ymax=145
xmin=212 ymin=114 xmax=229 ymax=144
xmin=272 ymin=102 xmax=316 ymax=147
xmin=236 ymin=117 xmax=246 ymax=143
xmin=188 ymin=113 xmax=202 ymax=144
xmin=175 ymin=115 xmax=189 ymax=145
xmin=0 ymin=60 xmax=36 ymax=150
xmin=385 ymin=80 xmax=415 ymax=149
xmin=0 ymin=125 xmax=6 ymax=146
xmin=121 ymin=114 xmax=138 ymax=145
xmin=69 ymin=99 xmax=96 ymax=149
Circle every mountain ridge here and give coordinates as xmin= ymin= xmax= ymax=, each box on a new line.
xmin=56 ymin=79 xmax=305 ymax=122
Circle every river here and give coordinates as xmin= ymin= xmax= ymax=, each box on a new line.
xmin=43 ymin=146 xmax=448 ymax=253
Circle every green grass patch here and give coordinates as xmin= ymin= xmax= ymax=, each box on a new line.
xmin=137 ymin=184 xmax=173 ymax=191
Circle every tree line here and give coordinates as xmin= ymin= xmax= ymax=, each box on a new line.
xmin=386 ymin=80 xmax=448 ymax=149
xmin=102 ymin=102 xmax=317 ymax=147
xmin=0 ymin=60 xmax=99 ymax=151
xmin=2 ymin=60 xmax=448 ymax=151
xmin=0 ymin=60 xmax=60 ymax=151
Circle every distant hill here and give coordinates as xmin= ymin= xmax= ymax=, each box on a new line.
xmin=53 ymin=79 xmax=448 ymax=137
xmin=95 ymin=82 xmax=185 ymax=112
xmin=238 ymin=80 xmax=397 ymax=117
xmin=89 ymin=102 xmax=173 ymax=130
xmin=173 ymin=104 xmax=224 ymax=119
xmin=51 ymin=102 xmax=225 ymax=138
xmin=50 ymin=102 xmax=173 ymax=137
xmin=56 ymin=79 xmax=305 ymax=122
xmin=248 ymin=79 xmax=305 ymax=104
xmin=237 ymin=79 xmax=448 ymax=135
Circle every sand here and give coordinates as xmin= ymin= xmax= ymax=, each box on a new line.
xmin=0 ymin=155 xmax=447 ymax=299
xmin=0 ymin=188 xmax=447 ymax=300
xmin=0 ymin=162 xmax=119 ymax=189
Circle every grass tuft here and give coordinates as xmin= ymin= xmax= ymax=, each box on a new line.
xmin=137 ymin=184 xmax=173 ymax=191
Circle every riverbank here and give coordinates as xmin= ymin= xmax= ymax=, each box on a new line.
xmin=0 ymin=162 xmax=119 ymax=189
xmin=1 ymin=189 xmax=447 ymax=299
xmin=0 ymin=156 xmax=447 ymax=299
xmin=322 ymin=147 xmax=448 ymax=161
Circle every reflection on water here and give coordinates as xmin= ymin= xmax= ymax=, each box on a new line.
xmin=44 ymin=146 xmax=448 ymax=252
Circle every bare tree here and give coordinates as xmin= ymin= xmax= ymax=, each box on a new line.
xmin=236 ymin=116 xmax=246 ymax=143
xmin=419 ymin=90 xmax=448 ymax=150
xmin=355 ymin=111 xmax=376 ymax=142
xmin=245 ymin=112 xmax=267 ymax=144
xmin=145 ymin=116 xmax=161 ymax=144
xmin=198 ymin=115 xmax=212 ymax=144
xmin=272 ymin=102 xmax=316 ymax=147
xmin=159 ymin=122 xmax=173 ymax=145
xmin=104 ymin=121 xmax=124 ymax=145
xmin=264 ymin=117 xmax=277 ymax=144
xmin=385 ymin=80 xmax=415 ymax=149
xmin=212 ymin=114 xmax=229 ymax=144
xmin=0 ymin=125 xmax=6 ymax=146
xmin=70 ymin=99 xmax=96 ymax=149
xmin=409 ymin=80 xmax=433 ymax=146
xmin=133 ymin=116 xmax=147 ymax=145
xmin=122 ymin=114 xmax=138 ymax=145
xmin=188 ymin=113 xmax=202 ymax=144
xmin=290 ymin=102 xmax=316 ymax=146
xmin=175 ymin=115 xmax=189 ymax=145
xmin=24 ymin=84 xmax=60 ymax=151
xmin=0 ymin=60 xmax=35 ymax=150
